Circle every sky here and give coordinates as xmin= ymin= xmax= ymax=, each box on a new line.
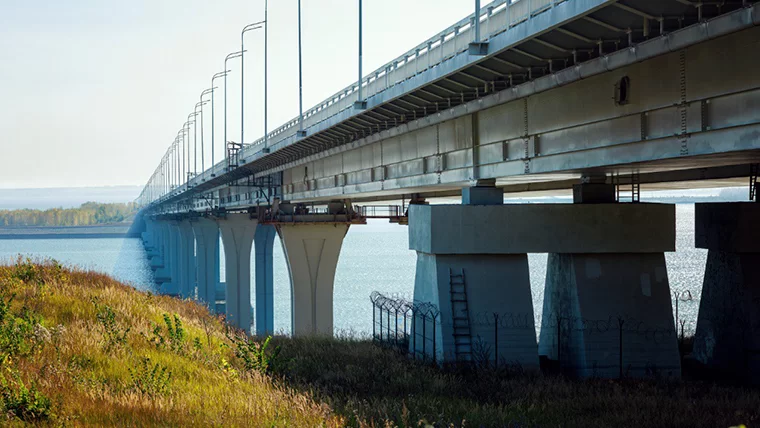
xmin=0 ymin=0 xmax=476 ymax=189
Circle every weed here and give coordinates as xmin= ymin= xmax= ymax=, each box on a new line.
xmin=231 ymin=335 xmax=283 ymax=374
xmin=128 ymin=357 xmax=172 ymax=398
xmin=0 ymin=371 xmax=53 ymax=421
xmin=149 ymin=313 xmax=186 ymax=355
xmin=93 ymin=301 xmax=130 ymax=352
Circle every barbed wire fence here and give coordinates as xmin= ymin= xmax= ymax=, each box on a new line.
xmin=370 ymin=288 xmax=722 ymax=377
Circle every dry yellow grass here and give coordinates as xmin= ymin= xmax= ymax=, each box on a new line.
xmin=0 ymin=258 xmax=343 ymax=427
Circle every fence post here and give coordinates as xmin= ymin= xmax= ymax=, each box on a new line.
xmin=494 ymin=312 xmax=499 ymax=368
xmin=412 ymin=310 xmax=418 ymax=360
xmin=372 ymin=302 xmax=376 ymax=341
xmin=379 ymin=305 xmax=384 ymax=342
xmin=556 ymin=315 xmax=562 ymax=371
xmin=394 ymin=308 xmax=399 ymax=348
xmin=421 ymin=313 xmax=427 ymax=362
xmin=618 ymin=317 xmax=625 ymax=379
xmin=387 ymin=309 xmax=391 ymax=341
xmin=432 ymin=313 xmax=438 ymax=366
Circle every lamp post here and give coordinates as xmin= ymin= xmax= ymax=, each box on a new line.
xmin=200 ymin=88 xmax=214 ymax=177
xmin=354 ymin=0 xmax=366 ymax=109
xmin=224 ymin=51 xmax=245 ymax=161
xmin=241 ymin=21 xmax=264 ymax=149
xmin=297 ymin=0 xmax=306 ymax=137
xmin=194 ymin=102 xmax=207 ymax=180
xmin=263 ymin=0 xmax=270 ymax=152
xmin=210 ymin=71 xmax=228 ymax=176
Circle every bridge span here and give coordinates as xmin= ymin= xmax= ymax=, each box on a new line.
xmin=136 ymin=0 xmax=760 ymax=381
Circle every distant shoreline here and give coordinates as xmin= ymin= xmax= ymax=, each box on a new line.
xmin=0 ymin=223 xmax=139 ymax=240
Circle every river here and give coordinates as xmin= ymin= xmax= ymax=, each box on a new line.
xmin=0 ymin=204 xmax=704 ymax=336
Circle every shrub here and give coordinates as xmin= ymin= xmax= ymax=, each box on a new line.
xmin=93 ymin=301 xmax=130 ymax=352
xmin=149 ymin=314 xmax=186 ymax=355
xmin=128 ymin=357 xmax=172 ymax=398
xmin=0 ymin=371 xmax=52 ymax=421
xmin=231 ymin=335 xmax=283 ymax=374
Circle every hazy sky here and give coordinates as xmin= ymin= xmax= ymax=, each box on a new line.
xmin=0 ymin=0 xmax=475 ymax=189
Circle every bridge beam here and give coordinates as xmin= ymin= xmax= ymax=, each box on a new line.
xmin=218 ymin=213 xmax=258 ymax=332
xmin=276 ymin=223 xmax=349 ymax=336
xmin=693 ymin=202 xmax=760 ymax=384
xmin=192 ymin=218 xmax=220 ymax=312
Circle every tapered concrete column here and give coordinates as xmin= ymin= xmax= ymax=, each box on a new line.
xmin=152 ymin=221 xmax=170 ymax=284
xmin=177 ymin=220 xmax=197 ymax=299
xmin=254 ymin=225 xmax=276 ymax=336
xmin=192 ymin=218 xmax=220 ymax=311
xmin=276 ymin=223 xmax=349 ymax=336
xmin=218 ymin=213 xmax=258 ymax=332
xmin=693 ymin=203 xmax=760 ymax=383
xmin=159 ymin=221 xmax=181 ymax=296
xmin=537 ymin=204 xmax=679 ymax=379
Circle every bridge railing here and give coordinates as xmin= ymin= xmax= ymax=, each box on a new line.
xmin=180 ymin=0 xmax=570 ymax=202
xmin=237 ymin=0 xmax=568 ymax=160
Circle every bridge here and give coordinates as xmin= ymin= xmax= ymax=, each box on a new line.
xmin=136 ymin=0 xmax=760 ymax=381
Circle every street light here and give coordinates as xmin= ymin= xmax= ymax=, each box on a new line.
xmin=200 ymin=88 xmax=214 ymax=177
xmin=241 ymin=21 xmax=264 ymax=149
xmin=224 ymin=51 xmax=245 ymax=162
xmin=194 ymin=101 xmax=207 ymax=179
xmin=210 ymin=71 xmax=228 ymax=176
xmin=297 ymin=0 xmax=306 ymax=137
xmin=354 ymin=0 xmax=367 ymax=110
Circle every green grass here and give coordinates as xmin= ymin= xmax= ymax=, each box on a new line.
xmin=0 ymin=257 xmax=757 ymax=427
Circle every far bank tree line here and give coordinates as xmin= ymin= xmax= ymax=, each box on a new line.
xmin=0 ymin=202 xmax=138 ymax=227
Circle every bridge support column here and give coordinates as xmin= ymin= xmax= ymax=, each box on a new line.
xmin=192 ymin=218 xmax=220 ymax=312
xmin=254 ymin=225 xmax=276 ymax=336
xmin=152 ymin=221 xmax=170 ymax=282
xmin=218 ymin=213 xmax=257 ymax=332
xmin=159 ymin=221 xmax=181 ymax=296
xmin=537 ymin=203 xmax=680 ymax=379
xmin=276 ymin=223 xmax=349 ymax=336
xmin=177 ymin=220 xmax=196 ymax=299
xmin=693 ymin=202 xmax=760 ymax=384
xmin=408 ymin=190 xmax=538 ymax=368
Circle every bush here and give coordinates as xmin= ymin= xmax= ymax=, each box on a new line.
xmin=149 ymin=313 xmax=186 ymax=355
xmin=0 ymin=372 xmax=52 ymax=421
xmin=93 ymin=301 xmax=130 ymax=352
xmin=128 ymin=357 xmax=172 ymax=398
xmin=231 ymin=335 xmax=283 ymax=374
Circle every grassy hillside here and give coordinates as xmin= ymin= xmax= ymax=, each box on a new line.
xmin=0 ymin=258 xmax=758 ymax=427
xmin=0 ymin=258 xmax=341 ymax=426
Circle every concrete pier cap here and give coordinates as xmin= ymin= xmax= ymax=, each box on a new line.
xmin=409 ymin=203 xmax=676 ymax=255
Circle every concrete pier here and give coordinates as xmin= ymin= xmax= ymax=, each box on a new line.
xmin=192 ymin=218 xmax=220 ymax=311
xmin=409 ymin=201 xmax=680 ymax=377
xmin=177 ymin=220 xmax=196 ymax=299
xmin=537 ymin=203 xmax=680 ymax=378
xmin=409 ymin=200 xmax=538 ymax=368
xmin=693 ymin=202 xmax=760 ymax=383
xmin=159 ymin=221 xmax=181 ymax=296
xmin=276 ymin=223 xmax=349 ymax=336
xmin=218 ymin=213 xmax=257 ymax=332
xmin=254 ymin=225 xmax=276 ymax=336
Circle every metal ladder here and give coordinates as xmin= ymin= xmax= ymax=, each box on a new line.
xmin=449 ymin=268 xmax=472 ymax=363
xmin=750 ymin=164 xmax=759 ymax=202
xmin=615 ymin=172 xmax=641 ymax=203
